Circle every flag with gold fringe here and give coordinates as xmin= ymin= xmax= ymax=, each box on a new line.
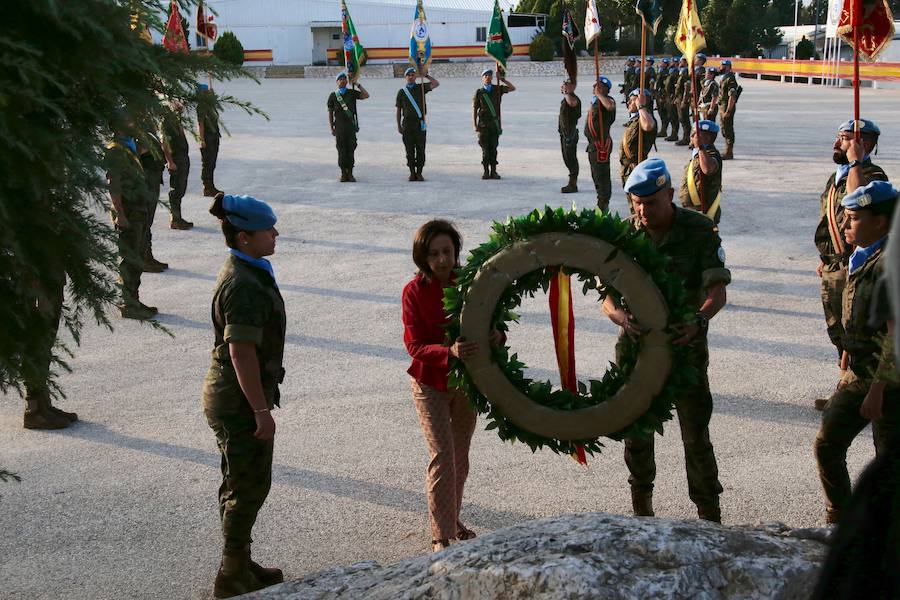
xmin=837 ymin=0 xmax=895 ymax=60
xmin=163 ymin=0 xmax=188 ymax=54
xmin=674 ymin=0 xmax=706 ymax=66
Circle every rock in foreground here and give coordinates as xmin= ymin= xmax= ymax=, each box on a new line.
xmin=246 ymin=512 xmax=827 ymax=599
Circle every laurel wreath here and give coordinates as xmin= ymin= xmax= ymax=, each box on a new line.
xmin=444 ymin=206 xmax=699 ymax=457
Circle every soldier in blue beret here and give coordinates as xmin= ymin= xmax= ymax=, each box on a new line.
xmin=654 ymin=59 xmax=671 ymax=138
xmin=604 ymin=157 xmax=731 ymax=522
xmin=559 ymin=74 xmax=582 ymax=194
xmin=621 ymin=57 xmax=637 ymax=99
xmin=815 ymin=181 xmax=900 ymax=525
xmin=667 ymin=57 xmax=690 ymax=143
xmin=396 ymin=67 xmax=440 ymax=181
xmin=474 ymin=67 xmax=516 ymax=179
xmin=161 ymin=100 xmax=194 ymax=230
xmin=717 ymin=60 xmax=740 ymax=159
xmin=663 ymin=63 xmax=681 ymax=140
xmin=205 ymin=192 xmax=285 ymax=596
xmin=584 ymin=77 xmax=617 ymax=209
xmin=699 ymin=67 xmax=720 ymax=121
xmin=328 ymin=71 xmax=370 ymax=182
xmin=679 ymin=120 xmax=723 ymax=224
xmin=197 ymin=82 xmax=223 ymax=198
xmin=814 ymin=118 xmax=887 ymax=410
xmin=619 ymin=89 xmax=657 ymax=204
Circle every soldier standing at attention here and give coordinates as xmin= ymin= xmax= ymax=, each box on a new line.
xmin=205 ymin=193 xmax=286 ymax=598
xmin=695 ymin=52 xmax=707 ymax=76
xmin=327 ymin=71 xmax=370 ymax=182
xmin=197 ymin=83 xmax=224 ymax=197
xmin=668 ymin=57 xmax=689 ymax=143
xmin=559 ymin=76 xmax=582 ymax=194
xmin=584 ymin=77 xmax=616 ymax=210
xmin=604 ymin=158 xmax=730 ymax=523
xmin=679 ymin=120 xmax=723 ymax=225
xmin=620 ymin=89 xmax=657 ymax=191
xmin=675 ymin=65 xmax=697 ymax=147
xmin=814 ymin=119 xmax=887 ymax=411
xmin=161 ymin=104 xmax=194 ymax=230
xmin=655 ymin=57 xmax=671 ymax=138
xmin=396 ymin=67 xmax=440 ymax=182
xmin=664 ymin=60 xmax=681 ymax=142
xmin=699 ymin=68 xmax=719 ymax=121
xmin=718 ymin=60 xmax=739 ymax=159
xmin=138 ymin=123 xmax=168 ymax=273
xmin=106 ymin=120 xmax=157 ymax=320
xmin=620 ymin=57 xmax=635 ymax=99
xmin=473 ymin=68 xmax=516 ymax=180
xmin=815 ymin=181 xmax=900 ymax=525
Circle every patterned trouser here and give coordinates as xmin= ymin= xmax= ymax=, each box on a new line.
xmin=410 ymin=379 xmax=477 ymax=540
xmin=820 ymin=264 xmax=847 ymax=358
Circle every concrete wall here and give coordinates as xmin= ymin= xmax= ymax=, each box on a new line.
xmin=298 ymin=58 xmax=628 ymax=79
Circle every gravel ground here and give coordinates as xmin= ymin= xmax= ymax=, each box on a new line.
xmin=1 ymin=75 xmax=898 ymax=600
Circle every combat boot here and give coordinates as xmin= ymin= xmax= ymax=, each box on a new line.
xmin=119 ymin=301 xmax=156 ymax=321
xmin=675 ymin=131 xmax=690 ymax=146
xmin=170 ymin=216 xmax=194 ymax=230
xmin=722 ymin=142 xmax=734 ymax=160
xmin=561 ymin=175 xmax=577 ymax=194
xmin=697 ymin=503 xmax=722 ymax=524
xmin=213 ymin=547 xmax=265 ymax=599
xmin=142 ymin=254 xmax=168 ymax=273
xmin=665 ymin=129 xmax=679 ymax=142
xmin=631 ymin=492 xmax=654 ymax=517
xmin=340 ymin=168 xmax=349 ymax=182
xmin=248 ymin=546 xmax=284 ymax=586
xmin=203 ymin=185 xmax=223 ymax=197
xmin=36 ymin=390 xmax=77 ymax=423
xmin=346 ymin=168 xmax=356 ymax=183
xmin=416 ymin=169 xmax=425 ymax=181
xmin=482 ymin=165 xmax=490 ymax=180
xmin=490 ymin=165 xmax=501 ymax=180
xmin=657 ymin=123 xmax=669 ymax=138
xmin=408 ymin=170 xmax=417 ymax=182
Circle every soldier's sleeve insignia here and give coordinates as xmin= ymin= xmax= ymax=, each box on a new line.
xmin=717 ymin=246 xmax=726 ymax=263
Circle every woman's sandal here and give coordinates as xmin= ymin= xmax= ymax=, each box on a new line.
xmin=456 ymin=525 xmax=477 ymax=541
xmin=432 ymin=539 xmax=451 ymax=553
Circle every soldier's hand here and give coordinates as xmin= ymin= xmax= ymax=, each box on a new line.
xmin=488 ymin=329 xmax=505 ymax=346
xmin=860 ymin=384 xmax=884 ymax=420
xmin=398 ymin=125 xmax=403 ymax=135
xmin=671 ymin=322 xmax=702 ymax=345
xmin=846 ymin=138 xmax=864 ymax=162
xmin=254 ymin=410 xmax=276 ymax=440
xmin=167 ymin=161 xmax=177 ymax=172
xmin=816 ymin=261 xmax=824 ymax=278
xmin=330 ymin=127 xmax=336 ymax=137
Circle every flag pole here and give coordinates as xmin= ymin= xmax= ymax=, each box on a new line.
xmin=691 ymin=58 xmax=705 ymax=212
xmin=852 ymin=0 xmax=860 ymax=140
xmin=638 ymin=20 xmax=647 ymax=161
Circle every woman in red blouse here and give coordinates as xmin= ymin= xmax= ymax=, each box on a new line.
xmin=402 ymin=219 xmax=501 ymax=552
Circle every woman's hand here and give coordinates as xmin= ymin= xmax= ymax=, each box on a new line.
xmin=488 ymin=329 xmax=504 ymax=346
xmin=450 ymin=337 xmax=479 ymax=360
xmin=606 ymin=306 xmax=643 ymax=339
xmin=254 ymin=410 xmax=276 ymax=440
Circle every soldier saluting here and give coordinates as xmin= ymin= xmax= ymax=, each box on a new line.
xmin=396 ymin=67 xmax=440 ymax=182
xmin=559 ymin=76 xmax=582 ymax=194
xmin=473 ymin=67 xmax=516 ymax=180
xmin=584 ymin=77 xmax=616 ymax=210
xmin=327 ymin=71 xmax=370 ymax=182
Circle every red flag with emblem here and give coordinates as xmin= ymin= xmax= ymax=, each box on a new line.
xmin=163 ymin=1 xmax=189 ymax=54
xmin=837 ymin=0 xmax=894 ymax=60
xmin=197 ymin=0 xmax=218 ymax=44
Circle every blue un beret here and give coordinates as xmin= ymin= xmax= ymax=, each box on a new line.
xmin=842 ymin=181 xmax=899 ymax=210
xmin=630 ymin=88 xmax=652 ymax=97
xmin=696 ymin=53 xmax=707 ymax=60
xmin=624 ymin=158 xmax=672 ymax=197
xmin=404 ymin=67 xmax=417 ymax=76
xmin=336 ymin=71 xmax=348 ymax=81
xmin=707 ymin=67 xmax=718 ymax=76
xmin=481 ymin=68 xmax=493 ymax=76
xmin=693 ymin=119 xmax=720 ymax=134
xmin=838 ymin=118 xmax=881 ymax=135
xmin=661 ymin=57 xmax=671 ymax=64
xmin=595 ymin=76 xmax=612 ymax=90
xmin=197 ymin=83 xmax=209 ymax=91
xmin=222 ymin=195 xmax=278 ymax=231
xmin=647 ymin=57 xmax=655 ymax=64
xmin=721 ymin=59 xmax=732 ymax=66
xmin=629 ymin=56 xmax=637 ymax=61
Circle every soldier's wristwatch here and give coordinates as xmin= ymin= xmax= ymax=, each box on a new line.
xmin=695 ymin=312 xmax=709 ymax=329
xmin=847 ymin=159 xmax=860 ymax=169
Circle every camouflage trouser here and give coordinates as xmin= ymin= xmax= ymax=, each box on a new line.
xmin=820 ymin=264 xmax=847 ymax=358
xmin=22 ymin=266 xmax=65 ymax=399
xmin=657 ymin=101 xmax=669 ymax=133
xmin=141 ymin=157 xmax=163 ymax=259
xmin=560 ymin=132 xmax=579 ymax=178
xmin=719 ymin=111 xmax=735 ymax=144
xmin=402 ymin=129 xmax=427 ymax=172
xmin=679 ymin=103 xmax=690 ymax=134
xmin=588 ymin=150 xmax=611 ymax=211
xmin=623 ymin=342 xmax=723 ymax=515
xmin=206 ymin=410 xmax=274 ymax=551
xmin=200 ymin=133 xmax=220 ymax=187
xmin=478 ymin=128 xmax=500 ymax=167
xmin=116 ymin=209 xmax=148 ymax=303
xmin=814 ymin=373 xmax=900 ymax=515
xmin=167 ymin=154 xmax=189 ymax=219
xmin=335 ymin=127 xmax=358 ymax=170
xmin=668 ymin=103 xmax=679 ymax=138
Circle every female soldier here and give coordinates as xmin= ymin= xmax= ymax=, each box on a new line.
xmin=401 ymin=219 xmax=502 ymax=552
xmin=204 ymin=193 xmax=285 ymax=598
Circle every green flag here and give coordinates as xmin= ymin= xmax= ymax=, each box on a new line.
xmin=485 ymin=0 xmax=513 ymax=68
xmin=635 ymin=0 xmax=664 ymax=34
xmin=340 ymin=0 xmax=366 ymax=81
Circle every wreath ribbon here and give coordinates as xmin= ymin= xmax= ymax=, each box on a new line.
xmin=549 ymin=270 xmax=587 ymax=465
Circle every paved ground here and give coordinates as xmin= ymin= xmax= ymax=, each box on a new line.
xmin=1 ymin=74 xmax=898 ymax=599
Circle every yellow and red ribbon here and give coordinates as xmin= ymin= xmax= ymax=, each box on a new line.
xmin=549 ymin=268 xmax=587 ymax=465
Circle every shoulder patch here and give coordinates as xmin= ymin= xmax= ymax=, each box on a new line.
xmin=717 ymin=246 xmax=726 ymax=263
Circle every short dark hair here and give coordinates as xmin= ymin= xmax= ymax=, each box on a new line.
xmin=412 ymin=219 xmax=462 ymax=279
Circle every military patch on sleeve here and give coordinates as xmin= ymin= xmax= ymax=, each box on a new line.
xmin=717 ymin=246 xmax=726 ymax=263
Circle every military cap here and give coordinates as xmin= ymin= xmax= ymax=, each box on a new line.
xmin=706 ymin=67 xmax=718 ymax=75
xmin=693 ymin=119 xmax=720 ymax=134
xmin=481 ymin=68 xmax=494 ymax=76
xmin=842 ymin=180 xmax=899 ymax=210
xmin=630 ymin=88 xmax=652 ymax=97
xmin=628 ymin=56 xmax=637 ymax=61
xmin=660 ymin=57 xmax=671 ymax=64
xmin=624 ymin=158 xmax=671 ymax=196
xmin=404 ymin=67 xmax=417 ymax=76
xmin=674 ymin=55 xmax=683 ymax=61
xmin=222 ymin=194 xmax=278 ymax=231
xmin=594 ymin=76 xmax=612 ymax=90
xmin=838 ymin=118 xmax=881 ymax=136
xmin=720 ymin=59 xmax=732 ymax=66
xmin=197 ymin=82 xmax=210 ymax=91
xmin=647 ymin=57 xmax=655 ymax=64
xmin=696 ymin=52 xmax=707 ymax=60
xmin=336 ymin=71 xmax=348 ymax=80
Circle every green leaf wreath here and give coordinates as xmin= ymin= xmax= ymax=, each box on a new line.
xmin=444 ymin=206 xmax=700 ymax=457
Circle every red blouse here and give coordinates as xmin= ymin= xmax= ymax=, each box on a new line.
xmin=402 ymin=273 xmax=452 ymax=391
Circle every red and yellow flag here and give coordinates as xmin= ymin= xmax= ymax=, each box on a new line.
xmin=163 ymin=0 xmax=189 ymax=54
xmin=549 ymin=269 xmax=587 ymax=465
xmin=674 ymin=0 xmax=706 ymax=66
xmin=837 ymin=0 xmax=895 ymax=60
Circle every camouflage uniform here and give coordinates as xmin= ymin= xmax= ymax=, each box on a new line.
xmin=105 ymin=139 xmax=149 ymax=307
xmin=327 ymin=88 xmax=363 ymax=172
xmin=161 ymin=113 xmax=190 ymax=223
xmin=139 ymin=132 xmax=165 ymax=263
xmin=679 ymin=146 xmax=723 ymax=225
xmin=396 ymin=81 xmax=433 ymax=176
xmin=619 ymin=112 xmax=657 ymax=187
xmin=814 ymin=161 xmax=888 ymax=357
xmin=203 ymin=254 xmax=286 ymax=552
xmin=664 ymin=68 xmax=680 ymax=140
xmin=584 ymin=98 xmax=616 ymax=210
xmin=814 ymin=241 xmax=900 ymax=522
xmin=654 ymin=69 xmax=669 ymax=136
xmin=473 ymin=84 xmax=509 ymax=172
xmin=623 ymin=206 xmax=731 ymax=521
xmin=718 ymin=71 xmax=739 ymax=146
xmin=699 ymin=77 xmax=719 ymax=121
xmin=559 ymin=92 xmax=582 ymax=181
xmin=198 ymin=93 xmax=222 ymax=193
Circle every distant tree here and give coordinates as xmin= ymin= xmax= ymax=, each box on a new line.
xmin=530 ymin=33 xmax=556 ymax=60
xmin=795 ymin=35 xmax=816 ymax=58
xmin=214 ymin=31 xmax=245 ymax=66
xmin=701 ymin=0 xmax=783 ymax=56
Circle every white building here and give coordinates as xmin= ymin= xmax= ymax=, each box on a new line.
xmin=198 ymin=0 xmax=543 ymax=66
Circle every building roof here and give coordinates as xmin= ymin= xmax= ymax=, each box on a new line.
xmin=354 ymin=0 xmax=516 ymax=11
